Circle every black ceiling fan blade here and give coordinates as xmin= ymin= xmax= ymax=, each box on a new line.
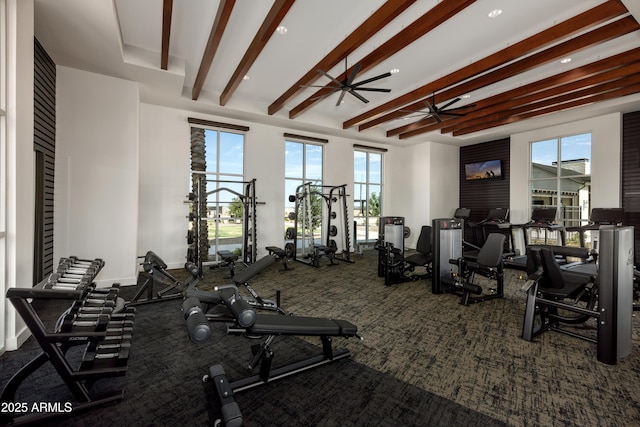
xmin=348 ymin=89 xmax=369 ymax=104
xmin=301 ymin=84 xmax=341 ymax=89
xmin=317 ymin=69 xmax=343 ymax=87
xmin=438 ymin=112 xmax=466 ymax=117
xmin=437 ymin=97 xmax=461 ymax=111
xmin=353 ymin=87 xmax=391 ymax=92
xmin=336 ymin=89 xmax=347 ymax=106
xmin=441 ymin=103 xmax=476 ymax=112
xmin=346 ymin=63 xmax=362 ymax=86
xmin=352 ymin=72 xmax=392 ymax=88
xmin=310 ymin=90 xmax=339 ymax=102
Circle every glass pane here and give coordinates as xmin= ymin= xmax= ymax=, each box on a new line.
xmin=558 ymin=176 xmax=590 ymax=229
xmin=354 ymin=151 xmax=366 ymax=182
xmin=560 ymin=133 xmax=591 ymax=176
xmin=368 ymin=153 xmax=382 ymax=184
xmin=285 ymin=141 xmax=302 ymax=178
xmin=305 ymin=144 xmax=323 ymax=180
xmin=219 ymin=132 xmax=244 ymax=174
xmin=531 ymin=139 xmax=557 ymax=172
xmin=204 ymin=129 xmax=217 ymax=173
xmin=368 ymin=185 xmax=381 ymax=218
xmin=530 ymin=178 xmax=557 ymax=210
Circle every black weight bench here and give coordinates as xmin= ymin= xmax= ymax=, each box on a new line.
xmin=182 ymin=289 xmax=360 ymax=427
xmin=213 ymin=250 xmax=238 ymax=278
xmin=184 ymin=255 xmax=285 ymax=315
xmin=265 ymin=246 xmax=292 ymax=270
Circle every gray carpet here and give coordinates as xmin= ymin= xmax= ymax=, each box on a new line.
xmin=1 ymin=251 xmax=639 ymax=426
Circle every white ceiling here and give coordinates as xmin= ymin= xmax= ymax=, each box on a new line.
xmin=34 ymin=0 xmax=640 ymax=147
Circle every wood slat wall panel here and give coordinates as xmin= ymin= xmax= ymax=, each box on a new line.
xmin=34 ymin=38 xmax=56 ymax=282
xmin=459 ymin=138 xmax=510 ymax=223
xmin=622 ymin=110 xmax=640 ymax=264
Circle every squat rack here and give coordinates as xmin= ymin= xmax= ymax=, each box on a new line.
xmin=288 ymin=182 xmax=352 ymax=267
xmin=187 ymin=173 xmax=258 ymax=274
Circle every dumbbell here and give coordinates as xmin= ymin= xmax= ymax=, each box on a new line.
xmin=59 ymin=313 xmax=111 ymax=333
xmin=183 ymin=297 xmax=211 ymax=344
xmin=80 ymin=341 xmax=131 ymax=370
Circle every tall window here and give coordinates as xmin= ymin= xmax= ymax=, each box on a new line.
xmin=194 ymin=128 xmax=245 ymax=257
xmin=284 ymin=139 xmax=323 ymax=243
xmin=354 ymin=149 xmax=383 ymax=243
xmin=530 ymin=133 xmax=591 ymax=245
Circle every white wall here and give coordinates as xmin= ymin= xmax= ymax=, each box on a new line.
xmin=510 ymin=113 xmax=622 ymax=224
xmin=4 ymin=0 xmax=35 ymax=351
xmin=137 ymin=104 xmax=190 ymax=268
xmin=55 ymin=67 xmax=140 ymax=286
xmin=137 ymin=103 xmax=399 ymax=267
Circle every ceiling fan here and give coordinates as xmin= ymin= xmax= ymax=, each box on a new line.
xmin=302 ymin=58 xmax=391 ymax=106
xmin=401 ymin=94 xmax=474 ymax=123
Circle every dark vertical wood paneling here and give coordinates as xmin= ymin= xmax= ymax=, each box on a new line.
xmin=34 ymin=38 xmax=56 ymax=282
xmin=622 ymin=110 xmax=640 ymax=265
xmin=459 ymin=138 xmax=511 ymax=223
xmin=459 ymin=138 xmax=510 ymax=247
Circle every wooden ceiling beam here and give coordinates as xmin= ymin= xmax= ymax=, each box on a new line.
xmin=394 ymin=47 xmax=640 ymax=139
xmin=440 ymin=62 xmax=640 ymax=134
xmin=220 ymin=0 xmax=295 ymax=106
xmin=192 ymin=0 xmax=236 ymax=100
xmin=452 ymin=74 xmax=640 ymax=136
xmin=161 ymin=0 xmax=173 ymax=70
xmin=344 ymin=0 xmax=630 ymax=130
xmin=288 ymin=0 xmax=477 ymax=119
xmin=361 ymin=14 xmax=639 ymax=132
xmin=267 ymin=0 xmax=417 ymax=116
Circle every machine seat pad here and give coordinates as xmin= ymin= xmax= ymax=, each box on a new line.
xmin=233 ymin=255 xmax=276 ymax=284
xmin=246 ymin=314 xmax=357 ymax=337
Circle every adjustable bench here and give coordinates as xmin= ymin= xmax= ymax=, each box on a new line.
xmin=185 ymin=254 xmax=285 ymax=316
xmin=182 ymin=287 xmax=360 ymax=427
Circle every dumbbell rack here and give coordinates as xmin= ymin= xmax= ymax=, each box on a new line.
xmin=1 ymin=257 xmax=135 ymax=426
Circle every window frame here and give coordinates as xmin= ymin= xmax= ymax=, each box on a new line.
xmin=529 ymin=132 xmax=592 ymax=244
xmin=353 ymin=148 xmax=383 ymax=244
xmin=284 ymin=138 xmax=324 ymax=247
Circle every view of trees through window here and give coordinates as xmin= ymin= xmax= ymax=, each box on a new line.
xmin=198 ymin=129 xmax=245 ymax=257
xmin=284 ymin=140 xmax=323 ymax=246
xmin=530 ymin=133 xmax=591 ymax=246
xmin=354 ymin=150 xmax=382 ymax=243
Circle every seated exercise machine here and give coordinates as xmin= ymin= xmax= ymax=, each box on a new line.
xmin=1 ymin=257 xmax=136 ymax=426
xmin=127 ymin=251 xmax=184 ymax=305
xmin=440 ymin=233 xmax=506 ymax=305
xmin=521 ymin=225 xmax=634 ymax=365
xmin=375 ymin=217 xmax=432 ymax=286
xmin=181 ymin=284 xmax=360 ymax=427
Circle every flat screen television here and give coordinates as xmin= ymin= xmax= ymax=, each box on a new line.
xmin=464 ymin=159 xmax=502 ymax=180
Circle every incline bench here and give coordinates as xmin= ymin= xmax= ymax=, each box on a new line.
xmin=181 ymin=285 xmax=360 ymax=427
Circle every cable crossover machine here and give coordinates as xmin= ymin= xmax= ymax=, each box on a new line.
xmin=187 ymin=172 xmax=258 ymax=276
xmin=286 ymin=182 xmax=353 ymax=267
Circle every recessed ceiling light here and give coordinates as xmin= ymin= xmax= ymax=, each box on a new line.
xmin=276 ymin=25 xmax=288 ymax=35
xmin=390 ymin=68 xmax=400 ymax=74
xmin=462 ymin=94 xmax=471 ymax=99
xmin=488 ymin=9 xmax=502 ymax=18
xmin=560 ymin=57 xmax=572 ymax=64
xmin=243 ymin=75 xmax=250 ymax=80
